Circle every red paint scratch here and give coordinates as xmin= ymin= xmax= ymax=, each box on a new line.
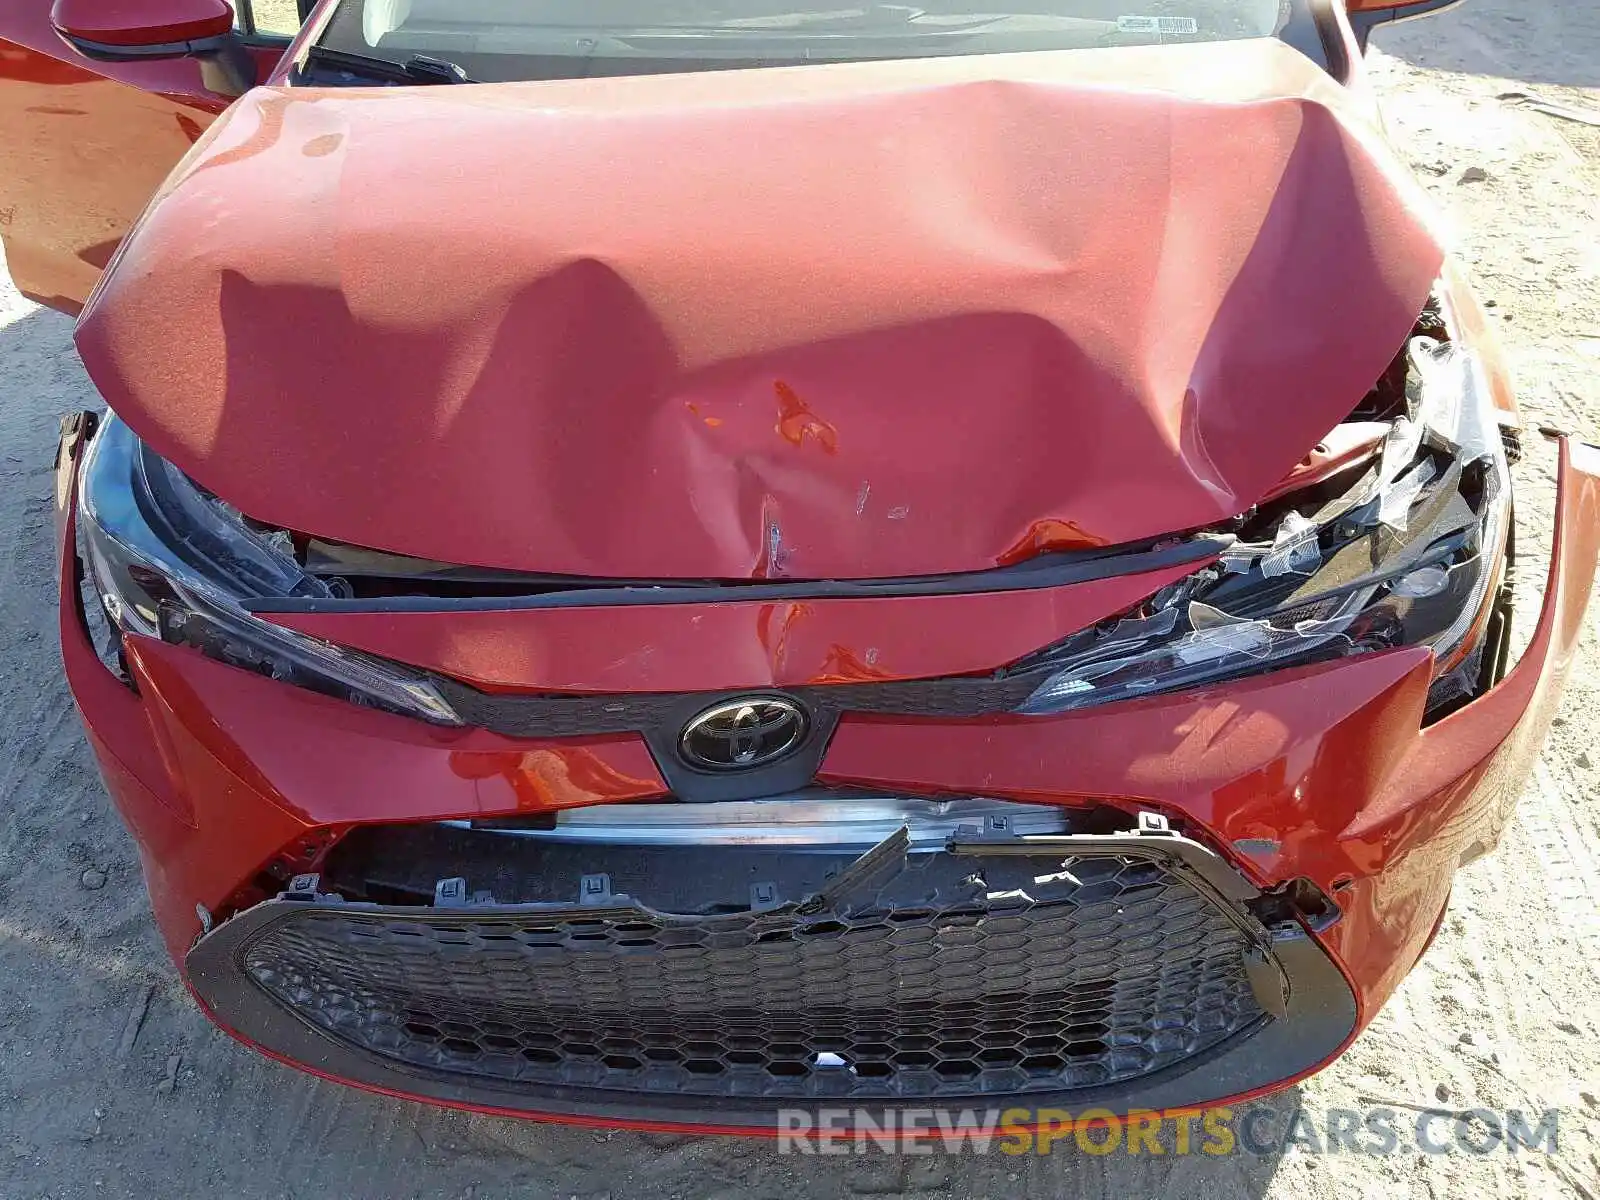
xmin=998 ymin=518 xmax=1109 ymax=566
xmin=774 ymin=380 xmax=838 ymax=454
xmin=685 ymin=401 xmax=723 ymax=428
xmin=814 ymin=643 xmax=894 ymax=684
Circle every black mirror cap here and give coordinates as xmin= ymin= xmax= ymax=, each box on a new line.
xmin=1346 ymin=0 xmax=1466 ymax=49
xmin=58 ymin=29 xmax=254 ymax=97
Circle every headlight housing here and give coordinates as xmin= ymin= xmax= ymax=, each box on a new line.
xmin=77 ymin=415 xmax=460 ymax=725
xmin=1018 ymin=338 xmax=1512 ymax=718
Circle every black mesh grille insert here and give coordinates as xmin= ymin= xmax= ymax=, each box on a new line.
xmin=239 ymin=853 xmax=1268 ymax=1101
xmin=430 ymin=671 xmax=1045 ymax=738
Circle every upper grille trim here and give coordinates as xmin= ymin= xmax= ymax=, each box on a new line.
xmin=429 ymin=669 xmax=1047 ymax=739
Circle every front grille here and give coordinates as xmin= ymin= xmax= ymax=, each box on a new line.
xmin=430 ymin=670 xmax=1046 ymax=738
xmin=237 ymin=850 xmax=1268 ymax=1101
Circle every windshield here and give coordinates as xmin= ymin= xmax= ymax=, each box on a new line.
xmin=308 ymin=1 xmax=1297 ymax=84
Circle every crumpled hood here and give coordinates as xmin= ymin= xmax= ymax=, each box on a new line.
xmin=76 ymin=39 xmax=1443 ymax=580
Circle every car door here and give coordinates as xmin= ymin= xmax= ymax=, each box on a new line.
xmin=0 ymin=1 xmax=297 ymax=315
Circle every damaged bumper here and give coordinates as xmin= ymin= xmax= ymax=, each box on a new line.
xmin=184 ymin=820 xmax=1356 ymax=1129
xmin=53 ymin=418 xmax=1600 ymax=1131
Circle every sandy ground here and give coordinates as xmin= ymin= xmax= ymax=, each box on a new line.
xmin=4 ymin=4 xmax=1600 ymax=1197
xmin=253 ymin=0 xmax=301 ymax=37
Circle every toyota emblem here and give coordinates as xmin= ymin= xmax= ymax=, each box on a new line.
xmin=679 ymin=698 xmax=809 ymax=771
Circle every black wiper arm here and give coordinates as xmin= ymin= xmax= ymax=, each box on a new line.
xmin=302 ymin=45 xmax=475 ymax=85
xmin=404 ymin=54 xmax=472 ymax=84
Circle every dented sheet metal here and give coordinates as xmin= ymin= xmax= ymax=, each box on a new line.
xmin=75 ymin=40 xmax=1444 ymax=580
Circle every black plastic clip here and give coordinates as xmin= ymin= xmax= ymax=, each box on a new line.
xmin=1136 ymin=811 xmax=1175 ymax=836
xmin=579 ymin=874 xmax=614 ymax=906
xmin=434 ymin=877 xmax=470 ymax=908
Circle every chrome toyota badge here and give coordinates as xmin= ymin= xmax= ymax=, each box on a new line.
xmin=679 ymin=698 xmax=808 ymax=771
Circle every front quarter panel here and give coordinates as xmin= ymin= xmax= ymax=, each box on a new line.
xmin=823 ymin=437 xmax=1600 ymax=1022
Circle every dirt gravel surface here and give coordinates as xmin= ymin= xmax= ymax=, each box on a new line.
xmin=4 ymin=4 xmax=1600 ymax=1197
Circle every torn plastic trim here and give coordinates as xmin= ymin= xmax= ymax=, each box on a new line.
xmin=295 ymin=824 xmax=918 ymax=925
xmin=261 ymin=813 xmax=1297 ymax=979
xmin=946 ymin=810 xmax=1261 ymax=904
xmin=1323 ymin=338 xmax=1506 ymax=536
xmin=293 ymin=810 xmax=1331 ymax=945
xmin=1236 ymin=339 xmax=1502 ymax=580
xmin=417 ymin=824 xmax=923 ymax=925
xmin=1260 ymin=510 xmax=1322 ymax=579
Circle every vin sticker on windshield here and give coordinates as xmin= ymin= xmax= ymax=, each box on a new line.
xmin=1117 ymin=15 xmax=1202 ymax=35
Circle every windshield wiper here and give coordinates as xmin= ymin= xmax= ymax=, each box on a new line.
xmin=302 ymin=45 xmax=474 ymax=85
xmin=403 ymin=54 xmax=473 ymax=84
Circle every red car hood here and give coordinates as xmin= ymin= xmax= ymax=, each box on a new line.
xmin=76 ymin=39 xmax=1443 ymax=580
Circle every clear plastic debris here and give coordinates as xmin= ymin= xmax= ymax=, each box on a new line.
xmin=1260 ymin=512 xmax=1322 ymax=578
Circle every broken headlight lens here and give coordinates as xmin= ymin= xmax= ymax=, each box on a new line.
xmin=77 ymin=414 xmax=460 ymax=724
xmin=1019 ymin=338 xmax=1511 ymax=717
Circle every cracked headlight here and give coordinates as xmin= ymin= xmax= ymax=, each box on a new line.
xmin=77 ymin=414 xmax=460 ymax=725
xmin=1019 ymin=338 xmax=1512 ymax=717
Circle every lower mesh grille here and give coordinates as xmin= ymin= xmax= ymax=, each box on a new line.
xmin=239 ymin=852 xmax=1268 ymax=1101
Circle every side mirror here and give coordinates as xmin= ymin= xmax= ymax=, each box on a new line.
xmin=1345 ymin=0 xmax=1462 ymax=10
xmin=1344 ymin=0 xmax=1465 ymax=49
xmin=50 ymin=0 xmax=254 ymax=96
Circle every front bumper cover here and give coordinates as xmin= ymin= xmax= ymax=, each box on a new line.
xmin=54 ymin=415 xmax=1600 ymax=1130
xmin=184 ymin=824 xmax=1357 ymax=1131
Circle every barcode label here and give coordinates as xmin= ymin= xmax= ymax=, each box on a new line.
xmin=1117 ymin=15 xmax=1201 ymax=35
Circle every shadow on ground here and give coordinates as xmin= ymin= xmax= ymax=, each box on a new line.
xmin=1374 ymin=1 xmax=1600 ymax=90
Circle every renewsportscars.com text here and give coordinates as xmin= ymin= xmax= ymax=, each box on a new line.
xmin=776 ymin=1106 xmax=1561 ymax=1157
